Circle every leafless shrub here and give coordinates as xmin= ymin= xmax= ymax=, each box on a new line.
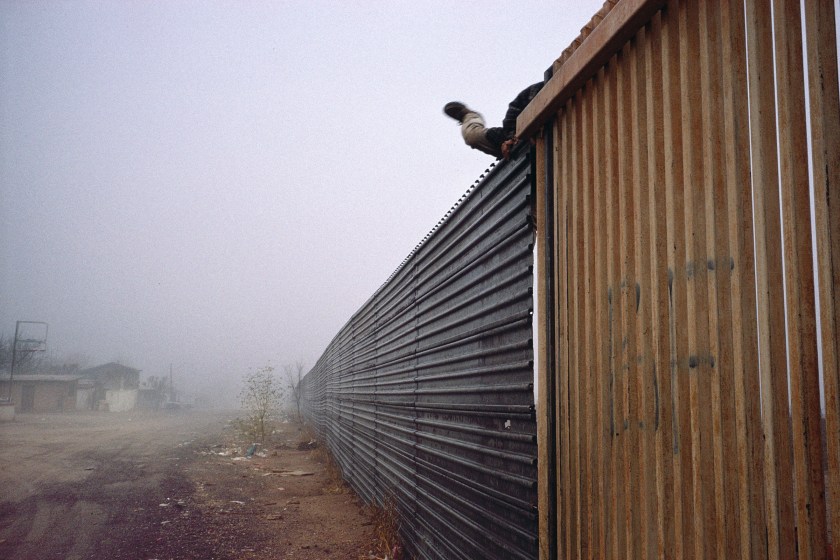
xmin=239 ymin=365 xmax=284 ymax=443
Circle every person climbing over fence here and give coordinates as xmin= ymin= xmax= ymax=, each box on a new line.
xmin=443 ymin=81 xmax=544 ymax=159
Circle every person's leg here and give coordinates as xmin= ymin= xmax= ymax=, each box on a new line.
xmin=460 ymin=111 xmax=499 ymax=156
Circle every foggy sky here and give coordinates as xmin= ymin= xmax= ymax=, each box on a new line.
xmin=1 ymin=1 xmax=602 ymax=403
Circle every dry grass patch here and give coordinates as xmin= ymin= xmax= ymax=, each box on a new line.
xmin=362 ymin=492 xmax=403 ymax=560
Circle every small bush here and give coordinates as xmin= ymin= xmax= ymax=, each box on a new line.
xmin=239 ymin=365 xmax=284 ymax=443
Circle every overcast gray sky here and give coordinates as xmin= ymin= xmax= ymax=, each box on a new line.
xmin=1 ymin=0 xmax=602 ymax=401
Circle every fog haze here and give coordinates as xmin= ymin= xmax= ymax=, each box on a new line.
xmin=1 ymin=1 xmax=601 ymax=404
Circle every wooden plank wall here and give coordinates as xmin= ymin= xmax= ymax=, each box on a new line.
xmin=527 ymin=0 xmax=840 ymax=558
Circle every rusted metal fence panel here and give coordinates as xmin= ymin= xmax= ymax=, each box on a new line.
xmin=301 ymin=149 xmax=537 ymax=560
xmin=520 ymin=0 xmax=840 ymax=558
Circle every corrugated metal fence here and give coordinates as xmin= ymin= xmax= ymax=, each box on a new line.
xmin=300 ymin=148 xmax=537 ymax=559
xmin=518 ymin=0 xmax=840 ymax=559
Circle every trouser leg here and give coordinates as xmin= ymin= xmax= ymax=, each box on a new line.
xmin=460 ymin=111 xmax=500 ymax=156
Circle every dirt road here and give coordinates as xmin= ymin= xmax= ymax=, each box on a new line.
xmin=0 ymin=410 xmax=375 ymax=560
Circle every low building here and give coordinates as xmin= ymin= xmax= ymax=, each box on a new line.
xmin=0 ymin=374 xmax=81 ymax=413
xmin=78 ymin=362 xmax=141 ymax=412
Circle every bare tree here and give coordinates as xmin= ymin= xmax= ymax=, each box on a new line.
xmin=0 ymin=334 xmax=44 ymax=374
xmin=0 ymin=335 xmax=13 ymax=371
xmin=284 ymin=361 xmax=306 ymax=422
xmin=239 ymin=365 xmax=285 ymax=443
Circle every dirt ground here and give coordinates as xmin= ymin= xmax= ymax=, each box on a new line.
xmin=0 ymin=410 xmax=377 ymax=560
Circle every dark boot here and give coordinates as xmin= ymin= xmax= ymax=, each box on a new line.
xmin=443 ymin=101 xmax=471 ymax=122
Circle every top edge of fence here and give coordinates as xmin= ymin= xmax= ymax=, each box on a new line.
xmin=377 ymin=145 xmax=530 ymax=291
xmin=517 ymin=0 xmax=666 ymax=139
xmin=302 ymin=148 xmax=531 ymax=381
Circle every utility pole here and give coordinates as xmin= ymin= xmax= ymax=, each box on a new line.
xmin=4 ymin=321 xmax=48 ymax=402
xmin=169 ymin=363 xmax=175 ymax=403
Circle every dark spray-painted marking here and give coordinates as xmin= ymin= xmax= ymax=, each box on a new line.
xmin=635 ymin=282 xmax=641 ymax=313
xmin=688 ymin=355 xmax=699 ymax=369
xmin=707 ymin=258 xmax=716 ymax=271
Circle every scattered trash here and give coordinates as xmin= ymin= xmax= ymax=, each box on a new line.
xmin=504 ymin=419 xmax=512 ymax=430
xmin=276 ymin=470 xmax=314 ymax=477
xmin=160 ymin=520 xmax=170 ymax=525
xmin=245 ymin=443 xmax=258 ymax=457
xmin=297 ymin=439 xmax=318 ymax=451
xmin=230 ymin=500 xmax=246 ymax=505
xmin=159 ymin=503 xmax=170 ymax=508
xmin=84 ymin=466 xmax=95 ymax=471
xmin=211 ymin=447 xmax=236 ymax=457
xmin=255 ymin=450 xmax=268 ymax=458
